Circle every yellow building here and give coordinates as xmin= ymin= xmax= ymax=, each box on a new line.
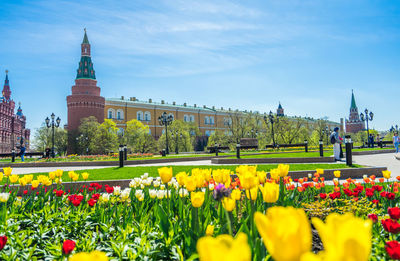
xmin=105 ymin=96 xmax=233 ymax=138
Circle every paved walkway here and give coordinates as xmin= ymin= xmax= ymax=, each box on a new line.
xmin=6 ymin=152 xmax=400 ymax=175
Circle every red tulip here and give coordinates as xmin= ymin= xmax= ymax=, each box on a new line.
xmin=0 ymin=236 xmax=7 ymax=250
xmin=88 ymin=199 xmax=97 ymax=207
xmin=386 ymin=241 xmax=400 ymax=260
xmin=367 ymin=213 xmax=378 ymax=223
xmin=62 ymin=240 xmax=75 ymax=255
xmin=319 ymin=193 xmax=327 ymax=199
xmin=382 ymin=219 xmax=400 ymax=234
xmin=389 ymin=208 xmax=400 ymax=220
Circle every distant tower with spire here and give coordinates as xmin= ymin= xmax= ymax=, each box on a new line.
xmin=67 ymin=29 xmax=105 ymax=130
xmin=345 ymin=90 xmax=365 ymax=133
xmin=277 ymin=102 xmax=284 ymax=116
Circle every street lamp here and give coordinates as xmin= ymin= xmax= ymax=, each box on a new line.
xmin=391 ymin=125 xmax=399 ymax=133
xmin=45 ymin=113 xmax=61 ymax=158
xmin=360 ymin=108 xmax=374 ymax=147
xmin=171 ymin=131 xmax=183 ymax=154
xmin=76 ymin=134 xmax=89 ymax=155
xmin=158 ymin=112 xmax=174 ymax=154
xmin=264 ymin=111 xmax=278 ymax=147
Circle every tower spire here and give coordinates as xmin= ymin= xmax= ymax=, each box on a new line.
xmin=2 ymin=70 xmax=11 ymax=100
xmin=76 ymin=29 xmax=96 ymax=79
xmin=350 ymin=89 xmax=357 ymax=109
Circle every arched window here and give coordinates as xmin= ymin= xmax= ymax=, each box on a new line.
xmin=204 ymin=116 xmax=209 ymax=125
xmin=144 ymin=111 xmax=151 ymax=121
xmin=184 ymin=115 xmax=189 ymax=122
xmin=190 ymin=115 xmax=195 ymax=122
xmin=137 ymin=111 xmax=143 ymax=121
xmin=116 ymin=109 xmax=124 ymax=120
xmin=107 ymin=109 xmax=115 ymax=119
xmin=210 ymin=116 xmax=214 ymax=125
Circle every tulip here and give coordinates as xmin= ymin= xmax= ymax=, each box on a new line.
xmin=257 ymin=171 xmax=267 ymax=184
xmin=158 ymin=167 xmax=173 ymax=183
xmin=254 ymin=207 xmax=311 ymax=261
xmin=316 ymin=168 xmax=324 ymax=175
xmin=9 ymin=174 xmax=19 ymax=184
xmin=205 ymin=225 xmax=214 ymax=236
xmin=197 ymin=233 xmax=251 ymax=261
xmin=62 ymin=239 xmax=76 ymax=255
xmin=185 ymin=176 xmax=197 ymax=192
xmin=0 ymin=173 xmax=3 ymax=182
xmin=81 ymin=172 xmax=89 ymax=180
xmin=312 ymin=213 xmax=372 ymax=261
xmin=222 ymin=197 xmax=236 ymax=212
xmin=333 ymin=170 xmax=341 ymax=178
xmin=69 ymin=251 xmax=109 ymax=261
xmin=270 ymin=168 xmax=280 ymax=180
xmin=386 ymin=241 xmax=400 ymax=260
xmin=55 ymin=169 xmax=63 ymax=177
xmin=31 ymin=180 xmax=40 ymax=189
xmin=176 ymin=172 xmax=187 ymax=186
xmin=213 ymin=169 xmax=230 ymax=184
xmin=259 ymin=182 xmax=279 ymax=203
xmin=238 ymin=172 xmax=258 ymax=190
xmin=0 ymin=193 xmax=10 ymax=203
xmin=48 ymin=171 xmax=56 ymax=180
xmin=2 ymin=167 xmax=12 ymax=177
xmin=277 ymin=164 xmax=290 ymax=177
xmin=383 ymin=170 xmax=391 ymax=179
xmin=231 ymin=189 xmax=241 ymax=200
xmin=191 ymin=192 xmax=205 ymax=208
xmin=0 ymin=235 xmax=7 ymax=251
xmin=19 ymin=177 xmax=27 ymax=186
xmin=245 ymin=187 xmax=258 ymax=201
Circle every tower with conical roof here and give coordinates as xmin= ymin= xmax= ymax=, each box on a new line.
xmin=345 ymin=90 xmax=365 ymax=133
xmin=277 ymin=102 xmax=284 ymax=116
xmin=67 ymin=29 xmax=105 ymax=151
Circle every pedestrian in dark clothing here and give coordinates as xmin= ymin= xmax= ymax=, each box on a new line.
xmin=19 ymin=144 xmax=26 ymax=162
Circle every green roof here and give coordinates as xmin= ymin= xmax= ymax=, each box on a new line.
xmin=350 ymin=90 xmax=357 ymax=109
xmin=82 ymin=29 xmax=89 ymax=44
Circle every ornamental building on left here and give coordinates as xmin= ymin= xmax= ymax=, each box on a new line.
xmin=0 ymin=71 xmax=30 ymax=153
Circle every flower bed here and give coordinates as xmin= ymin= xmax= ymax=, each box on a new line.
xmin=0 ymin=166 xmax=398 ymax=260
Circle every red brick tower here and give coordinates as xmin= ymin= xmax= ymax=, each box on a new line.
xmin=345 ymin=90 xmax=365 ymax=133
xmin=67 ymin=29 xmax=105 ymax=131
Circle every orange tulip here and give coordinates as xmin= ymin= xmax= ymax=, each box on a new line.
xmin=370 ymin=181 xmax=376 ymax=186
xmin=297 ymin=187 xmax=305 ymax=192
xmin=320 ymin=177 xmax=325 ymax=182
xmin=396 ymin=176 xmax=400 ymax=181
xmin=298 ymin=178 xmax=304 ymax=184
xmin=370 ymin=175 xmax=376 ymax=180
xmin=334 ymin=186 xmax=340 ymax=192
xmin=379 ymin=178 xmax=384 ymax=183
xmin=313 ymin=177 xmax=318 ymax=183
xmin=320 ymin=182 xmax=325 ymax=188
xmin=314 ymin=173 xmax=320 ymax=178
xmin=343 ymin=182 xmax=350 ymax=188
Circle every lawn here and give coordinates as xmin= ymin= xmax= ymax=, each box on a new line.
xmin=226 ymin=151 xmax=334 ymax=159
xmin=9 ymin=163 xmax=360 ymax=183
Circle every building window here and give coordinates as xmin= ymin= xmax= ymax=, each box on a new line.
xmin=144 ymin=111 xmax=151 ymax=121
xmin=107 ymin=109 xmax=115 ymax=119
xmin=190 ymin=115 xmax=195 ymax=122
xmin=210 ymin=116 xmax=214 ymax=125
xmin=205 ymin=130 xmax=211 ymax=136
xmin=116 ymin=109 xmax=124 ymax=120
xmin=184 ymin=115 xmax=189 ymax=122
xmin=168 ymin=113 xmax=174 ymax=120
xmin=204 ymin=116 xmax=209 ymax=125
xmin=137 ymin=111 xmax=143 ymax=121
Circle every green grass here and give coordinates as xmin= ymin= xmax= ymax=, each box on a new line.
xmin=226 ymin=151 xmax=334 ymax=159
xmin=10 ymin=163 xmax=361 ymax=184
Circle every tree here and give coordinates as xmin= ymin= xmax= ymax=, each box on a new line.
xmin=31 ymin=124 xmax=68 ymax=155
xmin=125 ymin=119 xmax=157 ymax=153
xmin=77 ymin=116 xmax=100 ymax=154
xmin=207 ymin=130 xmax=230 ymax=148
xmin=91 ymin=119 xmax=118 ymax=154
xmin=158 ymin=120 xmax=192 ymax=153
xmin=274 ymin=117 xmax=307 ymax=144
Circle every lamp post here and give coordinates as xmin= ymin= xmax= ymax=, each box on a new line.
xmin=360 ymin=108 xmax=374 ymax=147
xmin=76 ymin=134 xmax=89 ymax=155
xmin=158 ymin=112 xmax=173 ymax=154
xmin=45 ymin=113 xmax=61 ymax=158
xmin=391 ymin=125 xmax=399 ymax=133
xmin=264 ymin=111 xmax=278 ymax=147
xmin=171 ymin=131 xmax=183 ymax=154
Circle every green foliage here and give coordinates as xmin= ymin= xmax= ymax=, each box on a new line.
xmin=32 ymin=124 xmax=68 ymax=155
xmin=125 ymin=120 xmax=157 ymax=153
xmin=91 ymin=119 xmax=119 ymax=154
xmin=77 ymin=116 xmax=100 ymax=154
xmin=158 ymin=120 xmax=193 ymax=153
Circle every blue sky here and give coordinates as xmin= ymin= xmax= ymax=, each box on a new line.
xmin=0 ymin=0 xmax=399 ymax=132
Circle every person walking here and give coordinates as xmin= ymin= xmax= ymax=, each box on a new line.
xmin=393 ymin=132 xmax=399 ymax=153
xmin=330 ymin=127 xmax=341 ymax=161
xmin=19 ymin=143 xmax=26 ymax=162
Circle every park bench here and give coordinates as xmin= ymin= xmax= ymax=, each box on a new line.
xmin=266 ymin=142 xmax=309 ymax=152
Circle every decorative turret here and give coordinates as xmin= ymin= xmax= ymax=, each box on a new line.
xmin=76 ymin=28 xmax=96 ymax=79
xmin=345 ymin=90 xmax=365 ymax=133
xmin=2 ymin=70 xmax=11 ymax=101
xmin=277 ymin=102 xmax=284 ymax=116
xmin=350 ymin=90 xmax=357 ymax=110
xmin=16 ymin=102 xmax=23 ymax=117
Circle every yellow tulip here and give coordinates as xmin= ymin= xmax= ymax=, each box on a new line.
xmin=191 ymin=192 xmax=205 ymax=208
xmin=333 ymin=170 xmax=341 ymax=178
xmin=222 ymin=197 xmax=236 ymax=212
xmin=72 ymin=173 xmax=79 ymax=181
xmin=185 ymin=176 xmax=197 ymax=192
xmin=312 ymin=213 xmax=372 ymax=261
xmin=316 ymin=169 xmax=324 ymax=175
xmin=158 ymin=167 xmax=173 ymax=183
xmin=0 ymin=173 xmax=3 ymax=182
xmin=203 ymin=169 xmax=212 ymax=182
xmin=205 ymin=225 xmax=214 ymax=236
xmin=3 ymin=167 xmax=12 ymax=177
xmin=270 ymin=168 xmax=280 ymax=180
xmin=236 ymin=165 xmax=257 ymax=176
xmin=24 ymin=175 xmax=33 ymax=183
xmin=231 ymin=189 xmax=241 ymax=200
xmin=213 ymin=169 xmax=230 ymax=184
xmin=382 ymin=170 xmax=391 ymax=179
xmin=238 ymin=172 xmax=258 ymax=190
xmin=256 ymin=171 xmax=267 ymax=184
xmin=277 ymin=164 xmax=290 ymax=177
xmin=19 ymin=177 xmax=27 ymax=186
xmin=82 ymin=172 xmax=89 ymax=180
xmin=197 ymin=233 xmax=251 ymax=261
xmin=194 ymin=174 xmax=205 ymax=188
xmin=55 ymin=169 xmax=63 ymax=177
xmin=48 ymin=171 xmax=56 ymax=180
xmin=259 ymin=182 xmax=279 ymax=203
xmin=55 ymin=178 xmax=62 ymax=184
xmin=254 ymin=207 xmax=311 ymax=261
xmin=176 ymin=172 xmax=187 ymax=186
xmin=68 ymin=171 xmax=75 ymax=179
xmin=69 ymin=251 xmax=109 ymax=261
xmin=245 ymin=186 xmax=258 ymax=201
xmin=9 ymin=174 xmax=19 ymax=183
xmin=31 ymin=180 xmax=40 ymax=189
